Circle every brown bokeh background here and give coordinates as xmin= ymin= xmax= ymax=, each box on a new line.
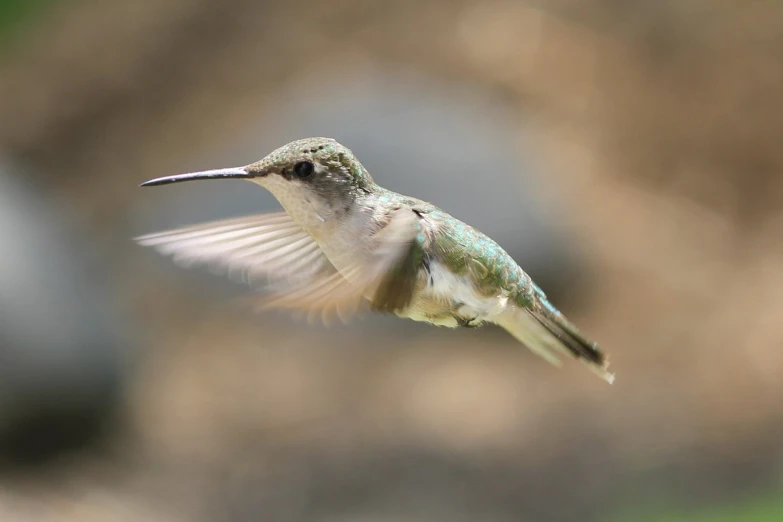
xmin=0 ymin=1 xmax=781 ymax=521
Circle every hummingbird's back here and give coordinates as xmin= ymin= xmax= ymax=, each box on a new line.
xmin=419 ymin=207 xmax=534 ymax=300
xmin=415 ymin=204 xmax=612 ymax=382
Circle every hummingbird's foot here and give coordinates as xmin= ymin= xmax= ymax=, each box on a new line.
xmin=455 ymin=316 xmax=481 ymax=328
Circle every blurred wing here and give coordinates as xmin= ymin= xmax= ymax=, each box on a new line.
xmin=135 ymin=213 xmax=334 ymax=287
xmin=135 ymin=209 xmax=423 ymax=324
xmin=259 ymin=207 xmax=424 ymax=323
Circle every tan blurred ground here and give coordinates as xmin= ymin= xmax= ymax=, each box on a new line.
xmin=0 ymin=1 xmax=781 ymax=521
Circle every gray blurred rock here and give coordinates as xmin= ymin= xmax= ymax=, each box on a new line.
xmin=0 ymin=158 xmax=127 ymax=464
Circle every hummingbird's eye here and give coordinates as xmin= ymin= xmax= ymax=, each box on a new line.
xmin=293 ymin=161 xmax=315 ymax=179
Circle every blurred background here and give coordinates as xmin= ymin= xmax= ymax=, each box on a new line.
xmin=0 ymin=1 xmax=782 ymax=521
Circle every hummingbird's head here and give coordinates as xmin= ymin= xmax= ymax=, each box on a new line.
xmin=245 ymin=137 xmax=374 ymax=192
xmin=140 ymin=137 xmax=375 ymax=208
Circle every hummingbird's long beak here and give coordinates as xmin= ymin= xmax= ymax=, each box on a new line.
xmin=139 ymin=167 xmax=253 ymax=187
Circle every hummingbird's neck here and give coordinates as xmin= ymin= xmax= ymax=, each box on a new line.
xmin=287 ymin=186 xmax=380 ymax=242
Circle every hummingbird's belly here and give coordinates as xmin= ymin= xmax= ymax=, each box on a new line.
xmin=400 ymin=261 xmax=510 ymax=328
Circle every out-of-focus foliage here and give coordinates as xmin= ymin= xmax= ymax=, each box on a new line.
xmin=0 ymin=0 xmax=49 ymax=44
xmin=613 ymin=494 xmax=783 ymax=522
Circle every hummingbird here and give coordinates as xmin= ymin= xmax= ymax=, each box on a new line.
xmin=136 ymin=137 xmax=614 ymax=383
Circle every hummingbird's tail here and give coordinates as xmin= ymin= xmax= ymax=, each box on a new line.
xmin=496 ymin=295 xmax=614 ymax=384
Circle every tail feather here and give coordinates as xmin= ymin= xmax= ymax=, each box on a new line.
xmin=496 ymin=292 xmax=614 ymax=384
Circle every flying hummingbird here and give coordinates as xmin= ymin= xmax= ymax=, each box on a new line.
xmin=136 ymin=137 xmax=614 ymax=383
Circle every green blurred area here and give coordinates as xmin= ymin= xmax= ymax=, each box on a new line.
xmin=612 ymin=494 xmax=783 ymax=522
xmin=0 ymin=0 xmax=52 ymax=45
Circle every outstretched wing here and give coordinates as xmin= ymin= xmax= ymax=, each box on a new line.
xmin=135 ymin=213 xmax=334 ymax=288
xmin=135 ymin=209 xmax=423 ymax=324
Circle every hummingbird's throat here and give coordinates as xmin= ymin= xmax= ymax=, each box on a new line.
xmin=250 ymin=176 xmax=331 ymax=237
